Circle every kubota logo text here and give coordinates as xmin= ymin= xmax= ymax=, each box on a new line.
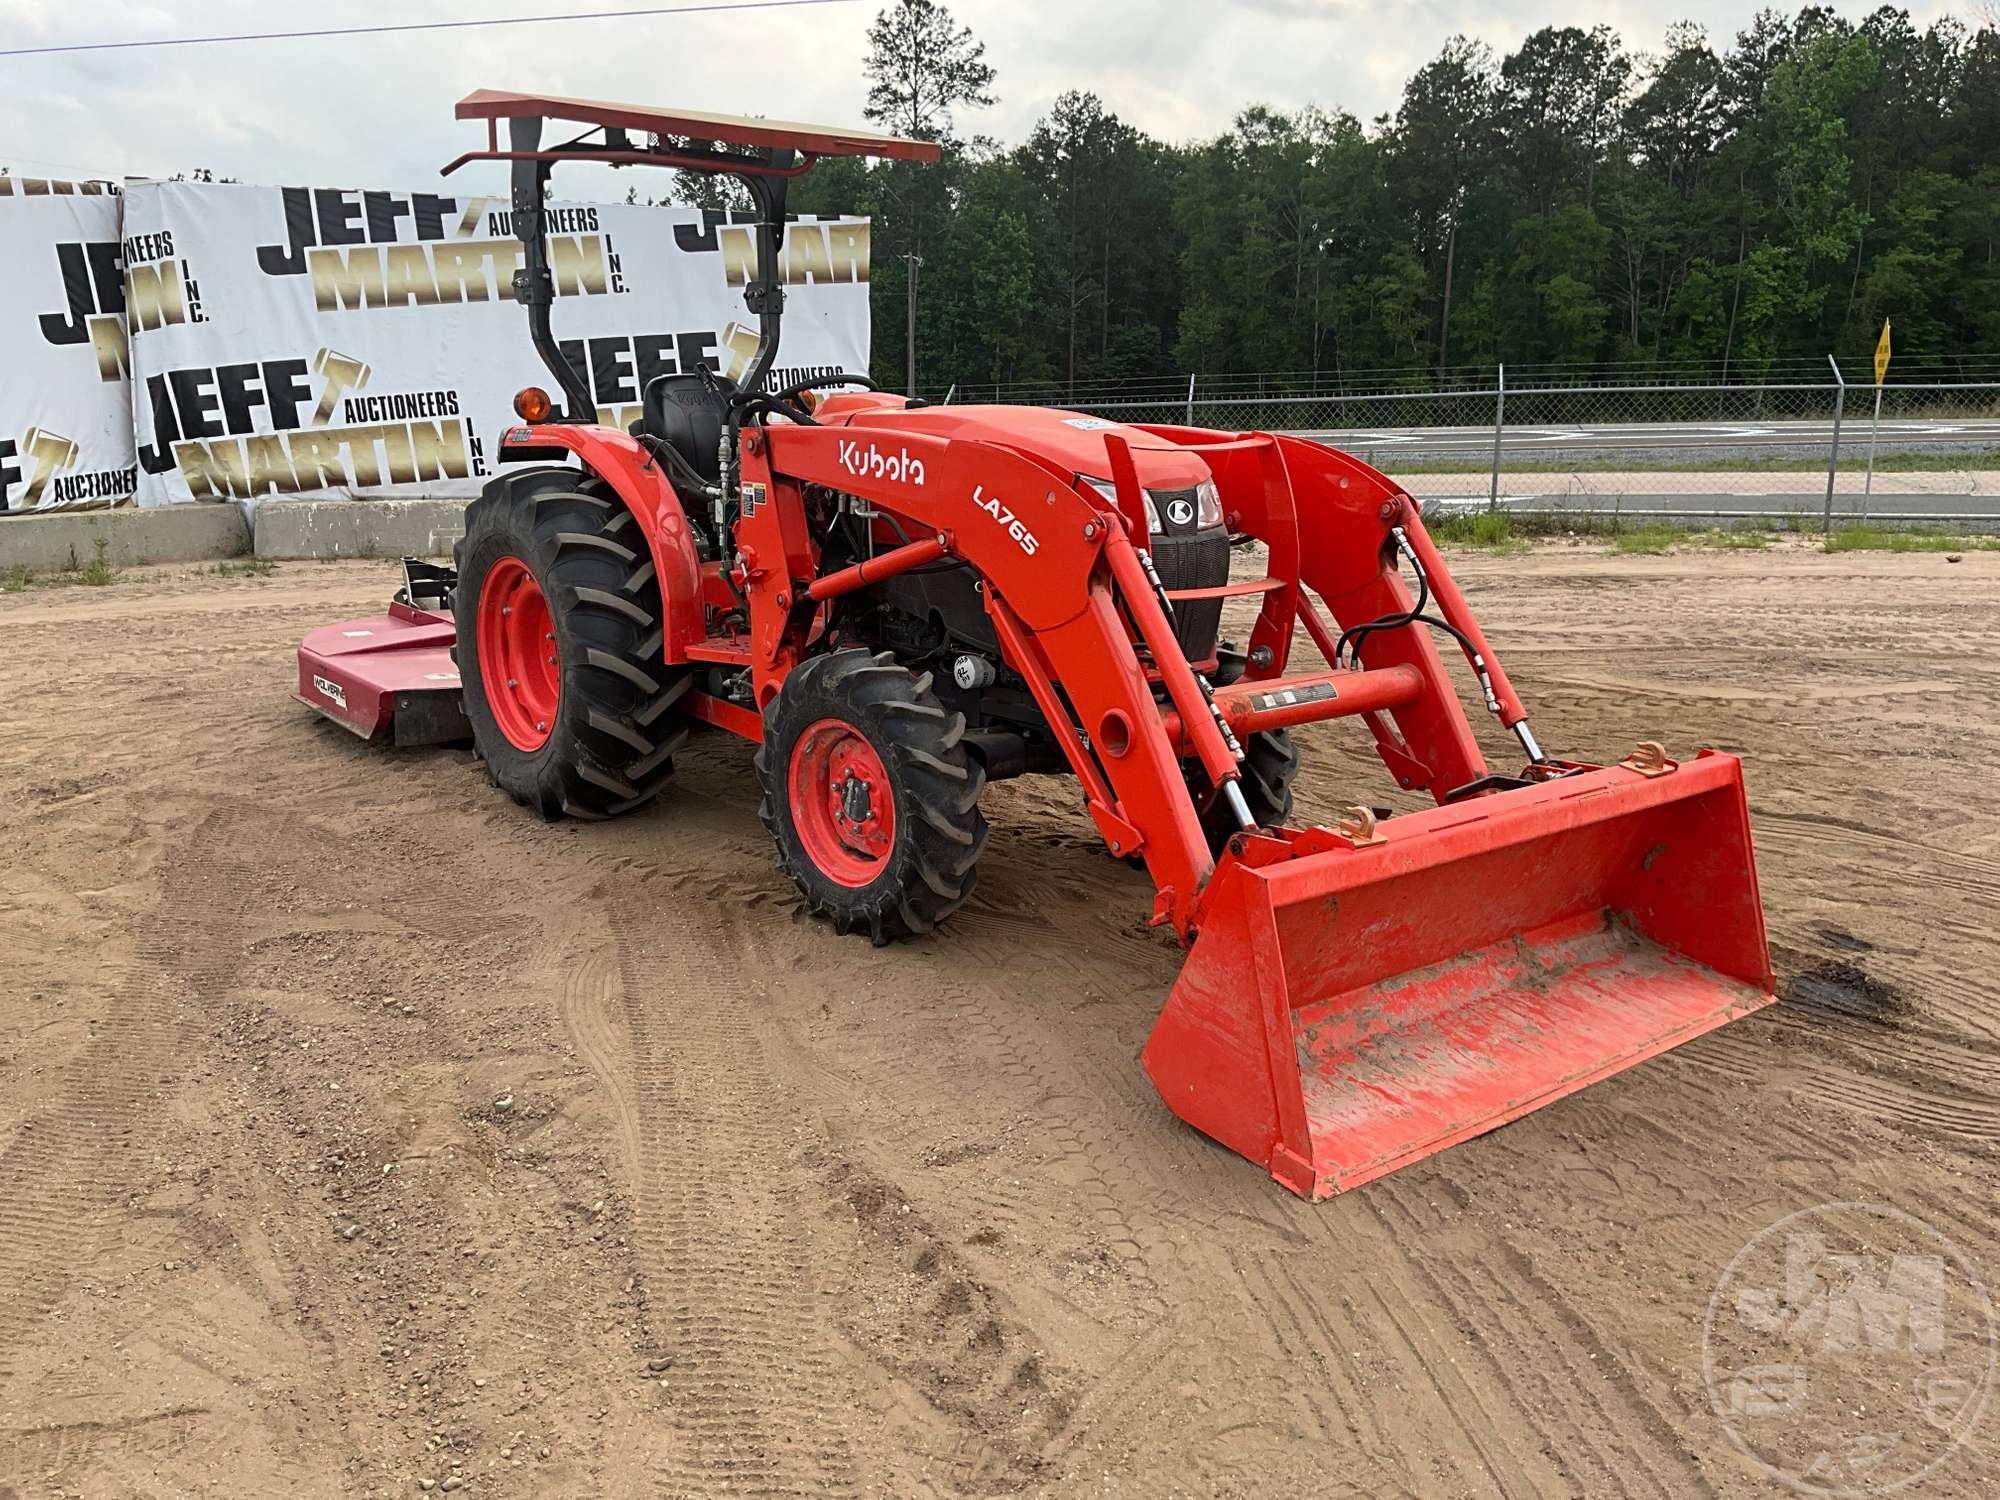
xmin=838 ymin=440 xmax=925 ymax=486
xmin=974 ymin=484 xmax=1039 ymax=557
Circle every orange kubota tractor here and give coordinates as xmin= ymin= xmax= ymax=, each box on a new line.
xmin=299 ymin=92 xmax=1774 ymax=1197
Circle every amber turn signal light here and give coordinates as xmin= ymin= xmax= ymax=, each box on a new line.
xmin=513 ymin=386 xmax=553 ymax=422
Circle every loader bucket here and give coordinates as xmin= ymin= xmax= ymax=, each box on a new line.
xmin=1143 ymin=751 xmax=1772 ymax=1198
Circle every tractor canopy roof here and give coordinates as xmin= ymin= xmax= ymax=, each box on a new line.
xmin=444 ymin=89 xmax=940 ymax=177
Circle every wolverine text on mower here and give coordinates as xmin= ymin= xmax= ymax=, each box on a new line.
xmin=297 ymin=89 xmax=1774 ymax=1197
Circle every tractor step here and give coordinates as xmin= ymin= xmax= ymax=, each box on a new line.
xmin=1143 ymin=750 xmax=1773 ymax=1197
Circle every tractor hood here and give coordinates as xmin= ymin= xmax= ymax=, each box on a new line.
xmin=825 ymin=402 xmax=1213 ymax=491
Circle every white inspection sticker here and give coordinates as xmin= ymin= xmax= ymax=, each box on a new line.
xmin=340 ymin=629 xmax=374 ymax=638
xmin=1249 ymin=681 xmax=1339 ymax=714
xmin=1061 ymin=417 xmax=1118 ymax=430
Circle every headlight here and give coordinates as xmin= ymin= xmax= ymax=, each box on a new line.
xmin=1195 ymin=477 xmax=1223 ymax=528
xmin=1080 ymin=475 xmax=1161 ymax=532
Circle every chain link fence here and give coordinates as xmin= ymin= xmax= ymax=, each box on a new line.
xmin=947 ymin=363 xmax=2000 ymax=532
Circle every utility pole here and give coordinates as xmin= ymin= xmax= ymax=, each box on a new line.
xmin=1310 ymin=221 xmax=1322 ymax=383
xmin=903 ymin=253 xmax=923 ymax=397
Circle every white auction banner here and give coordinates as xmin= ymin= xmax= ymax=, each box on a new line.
xmin=123 ymin=180 xmax=871 ymax=507
xmin=0 ymin=181 xmax=136 ymax=512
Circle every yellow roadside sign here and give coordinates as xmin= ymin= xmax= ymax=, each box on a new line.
xmin=1874 ymin=318 xmax=1892 ymax=385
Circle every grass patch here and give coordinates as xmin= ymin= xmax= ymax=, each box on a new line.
xmin=1501 ymin=508 xmax=1611 ymax=537
xmin=1688 ymin=526 xmax=1771 ymax=549
xmin=6 ymin=537 xmax=123 ymax=591
xmin=1424 ymin=510 xmax=1529 ymax=551
xmin=1611 ymin=524 xmax=1677 ymax=555
xmin=1824 ymin=526 xmax=2000 ymax=554
xmin=78 ymin=535 xmax=115 ymax=586
xmin=1423 ymin=513 xmax=1783 ymax=551
xmin=214 ymin=558 xmax=277 ymax=578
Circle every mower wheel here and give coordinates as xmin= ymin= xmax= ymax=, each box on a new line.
xmin=756 ymin=649 xmax=988 ymax=944
xmin=456 ymin=469 xmax=691 ymax=821
xmin=1198 ymin=727 xmax=1299 ymax=852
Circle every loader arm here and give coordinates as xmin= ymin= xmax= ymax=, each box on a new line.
xmin=1138 ymin=425 xmax=1514 ymax=801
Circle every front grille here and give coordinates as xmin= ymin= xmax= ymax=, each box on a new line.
xmin=1150 ymin=523 xmax=1230 ymax=663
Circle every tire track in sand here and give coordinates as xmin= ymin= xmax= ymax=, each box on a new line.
xmin=0 ymin=953 xmax=191 ymax=1391
xmin=1366 ymin=1177 xmax=1710 ymax=1499
xmin=0 ymin=805 xmax=246 ymax=1390
xmin=601 ymin=880 xmax=862 ymax=1497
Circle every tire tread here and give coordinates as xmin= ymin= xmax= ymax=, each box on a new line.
xmin=456 ymin=469 xmax=692 ymax=821
xmin=755 ymin=648 xmax=988 ymax=944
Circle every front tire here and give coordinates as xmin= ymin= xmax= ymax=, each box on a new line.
xmin=457 ymin=471 xmax=691 ymax=820
xmin=756 ymin=649 xmax=987 ymax=943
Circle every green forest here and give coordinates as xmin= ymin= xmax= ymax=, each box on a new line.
xmin=752 ymin=1 xmax=2000 ymax=395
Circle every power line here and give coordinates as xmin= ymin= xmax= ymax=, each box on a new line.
xmin=0 ymin=0 xmax=861 ymax=58
xmin=0 ymin=151 xmax=129 ymax=176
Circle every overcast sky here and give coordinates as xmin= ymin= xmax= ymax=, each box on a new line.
xmin=0 ymin=0 xmax=1972 ymax=199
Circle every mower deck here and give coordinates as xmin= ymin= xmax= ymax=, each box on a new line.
xmin=296 ymin=601 xmax=467 ymax=746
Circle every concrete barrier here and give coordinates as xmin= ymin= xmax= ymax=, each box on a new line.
xmin=1 ymin=495 xmax=473 ymax=572
xmin=253 ymin=497 xmax=467 ymax=560
xmin=0 ymin=503 xmax=250 ymax=572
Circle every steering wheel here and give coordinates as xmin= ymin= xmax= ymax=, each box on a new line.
xmin=772 ymin=372 xmax=880 ymax=402
xmin=737 ymin=372 xmax=880 ymax=427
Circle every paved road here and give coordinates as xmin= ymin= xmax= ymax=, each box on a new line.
xmin=1296 ymin=417 xmax=2000 ymax=458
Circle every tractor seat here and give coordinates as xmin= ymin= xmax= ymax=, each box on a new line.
xmin=633 ymin=372 xmax=736 ymax=487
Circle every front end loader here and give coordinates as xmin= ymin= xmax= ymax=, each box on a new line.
xmin=297 ymin=90 xmax=1773 ymax=1197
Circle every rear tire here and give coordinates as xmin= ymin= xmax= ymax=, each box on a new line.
xmin=457 ymin=470 xmax=691 ymax=821
xmin=1197 ymin=727 xmax=1299 ymax=852
xmin=757 ymin=649 xmax=987 ymax=944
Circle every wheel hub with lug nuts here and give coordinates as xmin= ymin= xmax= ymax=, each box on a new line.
xmin=788 ymin=719 xmax=896 ymax=887
xmin=477 ymin=556 xmax=560 ymax=752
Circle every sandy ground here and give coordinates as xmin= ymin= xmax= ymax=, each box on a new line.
xmin=1 ymin=544 xmax=1996 ymax=1498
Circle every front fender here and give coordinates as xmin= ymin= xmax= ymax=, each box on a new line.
xmin=498 ymin=423 xmax=705 ymax=662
